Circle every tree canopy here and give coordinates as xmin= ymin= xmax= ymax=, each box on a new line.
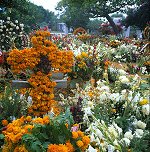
xmin=57 ymin=0 xmax=141 ymax=35
xmin=0 ymin=0 xmax=58 ymax=32
xmin=56 ymin=0 xmax=89 ymax=29
xmin=125 ymin=0 xmax=150 ymax=30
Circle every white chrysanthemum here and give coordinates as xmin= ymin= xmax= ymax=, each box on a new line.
xmin=118 ymin=69 xmax=127 ymax=75
xmin=109 ymin=93 xmax=120 ymax=102
xmin=119 ymin=75 xmax=129 ymax=83
xmin=16 ymin=26 xmax=19 ymax=30
xmin=134 ymin=129 xmax=144 ymax=138
xmin=15 ymin=20 xmax=18 ymax=23
xmin=124 ymin=131 xmax=133 ymax=139
xmin=7 ymin=17 xmax=10 ymax=20
xmin=20 ymin=23 xmax=24 ymax=27
xmin=136 ymin=120 xmax=146 ymax=129
xmin=142 ymin=104 xmax=149 ymax=115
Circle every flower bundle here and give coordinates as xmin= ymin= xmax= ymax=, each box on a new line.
xmin=68 ymin=49 xmax=99 ymax=81
xmin=7 ymin=30 xmax=74 ymax=116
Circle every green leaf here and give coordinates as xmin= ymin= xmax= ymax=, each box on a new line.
xmin=0 ymin=134 xmax=4 ymax=140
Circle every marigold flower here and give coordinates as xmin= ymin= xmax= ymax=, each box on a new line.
xmin=2 ymin=119 xmax=8 ymax=126
xmin=76 ymin=140 xmax=84 ymax=147
xmin=77 ymin=131 xmax=84 ymax=137
xmin=82 ymin=136 xmax=90 ymax=145
xmin=26 ymin=116 xmax=32 ymax=122
xmin=72 ymin=131 xmax=78 ymax=139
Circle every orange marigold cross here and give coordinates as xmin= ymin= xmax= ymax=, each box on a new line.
xmin=7 ymin=30 xmax=74 ymax=117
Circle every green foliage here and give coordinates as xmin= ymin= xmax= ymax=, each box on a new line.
xmin=22 ymin=108 xmax=74 ymax=152
xmin=0 ymin=85 xmax=28 ymax=121
xmin=130 ymin=131 xmax=150 ymax=152
xmin=87 ymin=19 xmax=103 ymax=33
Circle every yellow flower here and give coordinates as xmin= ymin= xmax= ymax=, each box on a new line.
xmin=81 ymin=52 xmax=88 ymax=58
xmin=111 ymin=109 xmax=116 ymax=113
xmin=76 ymin=140 xmax=84 ymax=147
xmin=139 ymin=99 xmax=149 ymax=105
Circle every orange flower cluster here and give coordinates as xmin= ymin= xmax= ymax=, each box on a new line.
xmin=27 ymin=72 xmax=57 ymax=116
xmin=73 ymin=27 xmax=86 ymax=35
xmin=47 ymin=141 xmax=74 ymax=152
xmin=7 ymin=48 xmax=40 ymax=74
xmin=104 ymin=60 xmax=111 ymax=69
xmin=2 ymin=115 xmax=50 ymax=152
xmin=72 ymin=130 xmax=90 ymax=151
xmin=7 ymin=30 xmax=74 ymax=116
xmin=2 ymin=116 xmax=33 ymax=144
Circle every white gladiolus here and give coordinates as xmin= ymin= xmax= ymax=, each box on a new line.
xmin=136 ymin=120 xmax=146 ymax=129
xmin=142 ymin=104 xmax=149 ymax=115
xmin=124 ymin=131 xmax=133 ymax=139
xmin=108 ymin=145 xmax=115 ymax=152
xmin=87 ymin=145 xmax=97 ymax=152
xmin=121 ymin=138 xmax=130 ymax=146
xmin=90 ymin=133 xmax=96 ymax=142
xmin=113 ymin=139 xmax=119 ymax=146
xmin=95 ymin=128 xmax=103 ymax=138
xmin=84 ymin=107 xmax=93 ymax=115
xmin=108 ymin=126 xmax=118 ymax=138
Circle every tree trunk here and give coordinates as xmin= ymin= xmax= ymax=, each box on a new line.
xmin=105 ymin=14 xmax=119 ymax=35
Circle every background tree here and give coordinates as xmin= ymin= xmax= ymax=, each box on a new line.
xmin=87 ymin=19 xmax=104 ymax=34
xmin=57 ymin=0 xmax=141 ymax=35
xmin=56 ymin=0 xmax=89 ymax=30
xmin=0 ymin=0 xmax=58 ymax=32
xmin=124 ymin=0 xmax=150 ymax=30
